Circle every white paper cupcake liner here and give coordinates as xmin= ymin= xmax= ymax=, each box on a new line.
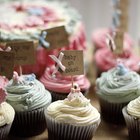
xmin=10 ymin=107 xmax=47 ymax=137
xmin=122 ymin=107 xmax=140 ymax=140
xmin=45 ymin=112 xmax=100 ymax=140
xmin=0 ymin=124 xmax=12 ymax=140
xmin=99 ymin=97 xmax=128 ymax=124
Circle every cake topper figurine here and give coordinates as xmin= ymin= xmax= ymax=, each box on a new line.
xmin=116 ymin=59 xmax=129 ymax=75
xmin=49 ymin=52 xmax=66 ymax=77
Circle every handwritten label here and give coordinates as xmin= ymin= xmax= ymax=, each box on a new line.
xmin=114 ymin=31 xmax=124 ymax=55
xmin=43 ymin=26 xmax=69 ymax=50
xmin=6 ymin=41 xmax=35 ymax=65
xmin=0 ymin=51 xmax=15 ymax=78
xmin=60 ymin=50 xmax=84 ymax=76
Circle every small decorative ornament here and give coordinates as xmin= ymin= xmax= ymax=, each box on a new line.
xmin=116 ymin=59 xmax=129 ymax=75
xmin=39 ymin=31 xmax=50 ymax=48
xmin=13 ymin=71 xmax=25 ymax=85
xmin=49 ymin=52 xmax=66 ymax=77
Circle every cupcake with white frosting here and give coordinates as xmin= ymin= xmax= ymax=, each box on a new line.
xmin=5 ymin=71 xmax=52 ymax=137
xmin=45 ymin=83 xmax=100 ymax=140
xmin=0 ymin=76 xmax=15 ymax=140
xmin=96 ymin=62 xmax=140 ymax=124
xmin=122 ymin=96 xmax=140 ymax=140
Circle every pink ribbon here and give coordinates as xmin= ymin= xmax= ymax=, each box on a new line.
xmin=49 ymin=52 xmax=66 ymax=77
xmin=106 ymin=34 xmax=116 ymax=52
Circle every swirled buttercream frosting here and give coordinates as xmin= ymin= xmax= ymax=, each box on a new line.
xmin=40 ymin=66 xmax=90 ymax=93
xmin=127 ymin=96 xmax=140 ymax=118
xmin=47 ymin=84 xmax=100 ymax=126
xmin=6 ymin=72 xmax=51 ymax=111
xmin=96 ymin=64 xmax=140 ymax=103
xmin=0 ymin=102 xmax=15 ymax=127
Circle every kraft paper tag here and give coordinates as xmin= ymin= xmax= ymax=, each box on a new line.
xmin=60 ymin=50 xmax=84 ymax=76
xmin=0 ymin=51 xmax=15 ymax=78
xmin=118 ymin=0 xmax=129 ymax=32
xmin=6 ymin=41 xmax=35 ymax=65
xmin=43 ymin=26 xmax=69 ymax=50
xmin=114 ymin=31 xmax=124 ymax=55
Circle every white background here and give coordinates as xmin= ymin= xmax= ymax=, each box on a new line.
xmin=61 ymin=0 xmax=140 ymax=43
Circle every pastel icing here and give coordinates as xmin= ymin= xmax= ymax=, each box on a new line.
xmin=6 ymin=72 xmax=51 ymax=111
xmin=0 ymin=102 xmax=15 ymax=127
xmin=47 ymin=84 xmax=100 ymax=126
xmin=127 ymin=96 xmax=140 ymax=118
xmin=40 ymin=66 xmax=90 ymax=93
xmin=96 ymin=65 xmax=140 ymax=103
xmin=95 ymin=47 xmax=140 ymax=72
xmin=92 ymin=28 xmax=134 ymax=49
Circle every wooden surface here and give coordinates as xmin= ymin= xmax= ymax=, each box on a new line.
xmin=8 ymin=86 xmax=128 ymax=140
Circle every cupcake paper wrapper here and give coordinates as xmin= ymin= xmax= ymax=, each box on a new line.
xmin=0 ymin=124 xmax=12 ymax=140
xmin=45 ymin=113 xmax=100 ymax=140
xmin=10 ymin=107 xmax=47 ymax=137
xmin=51 ymin=90 xmax=88 ymax=102
xmin=122 ymin=107 xmax=140 ymax=140
xmin=99 ymin=97 xmax=128 ymax=125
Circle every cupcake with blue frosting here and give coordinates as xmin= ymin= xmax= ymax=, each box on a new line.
xmin=96 ymin=62 xmax=140 ymax=124
xmin=5 ymin=71 xmax=52 ymax=137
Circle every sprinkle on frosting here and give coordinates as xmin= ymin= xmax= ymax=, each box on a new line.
xmin=47 ymin=83 xmax=100 ymax=126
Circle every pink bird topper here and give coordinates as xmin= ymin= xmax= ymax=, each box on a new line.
xmin=49 ymin=52 xmax=66 ymax=77
xmin=0 ymin=88 xmax=7 ymax=104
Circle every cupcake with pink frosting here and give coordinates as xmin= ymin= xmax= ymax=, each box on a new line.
xmin=0 ymin=0 xmax=87 ymax=78
xmin=92 ymin=28 xmax=134 ymax=50
xmin=40 ymin=66 xmax=90 ymax=101
xmin=95 ymin=47 xmax=140 ymax=76
xmin=45 ymin=83 xmax=100 ymax=140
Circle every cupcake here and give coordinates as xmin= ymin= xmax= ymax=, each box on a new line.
xmin=45 ymin=83 xmax=100 ymax=140
xmin=40 ymin=66 xmax=90 ymax=101
xmin=0 ymin=0 xmax=87 ymax=78
xmin=95 ymin=47 xmax=140 ymax=76
xmin=122 ymin=96 xmax=140 ymax=140
xmin=0 ymin=76 xmax=15 ymax=140
xmin=5 ymin=72 xmax=52 ymax=137
xmin=92 ymin=28 xmax=134 ymax=51
xmin=96 ymin=62 xmax=140 ymax=124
